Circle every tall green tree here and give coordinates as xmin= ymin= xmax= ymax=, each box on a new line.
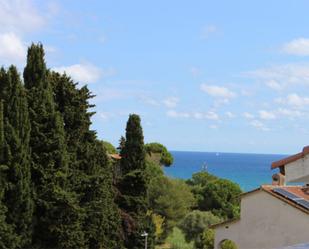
xmin=179 ymin=210 xmax=221 ymax=242
xmin=24 ymin=44 xmax=85 ymax=249
xmin=0 ymin=100 xmax=20 ymax=249
xmin=0 ymin=66 xmax=33 ymax=248
xmin=118 ymin=114 xmax=155 ymax=249
xmin=49 ymin=71 xmax=122 ymax=248
xmin=148 ymin=176 xmax=195 ymax=236
xmin=198 ymin=179 xmax=241 ymax=219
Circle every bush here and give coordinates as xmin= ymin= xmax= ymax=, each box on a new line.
xmin=197 ymin=179 xmax=241 ymax=219
xmin=179 ymin=211 xmax=221 ymax=242
xmin=220 ymin=240 xmax=238 ymax=249
xmin=145 ymin=143 xmax=173 ymax=166
xmin=165 ymin=227 xmax=194 ymax=249
xmin=103 ymin=141 xmax=117 ymax=154
xmin=195 ymin=229 xmax=214 ymax=249
xmin=148 ymin=177 xmax=195 ymax=235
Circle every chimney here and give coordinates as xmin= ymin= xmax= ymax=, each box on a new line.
xmin=302 ymin=184 xmax=309 ymax=195
xmin=272 ymin=173 xmax=286 ymax=186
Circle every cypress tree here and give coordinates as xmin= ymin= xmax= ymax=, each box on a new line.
xmin=0 ymin=100 xmax=20 ymax=249
xmin=118 ymin=114 xmax=155 ymax=249
xmin=24 ymin=44 xmax=85 ymax=249
xmin=0 ymin=66 xmax=33 ymax=248
xmin=49 ymin=71 xmax=123 ymax=248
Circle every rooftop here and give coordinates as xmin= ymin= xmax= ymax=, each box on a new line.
xmin=109 ymin=154 xmax=121 ymax=160
xmin=211 ymin=184 xmax=309 ymax=228
xmin=271 ymin=146 xmax=309 ymax=169
xmin=261 ymin=185 xmax=309 ymax=214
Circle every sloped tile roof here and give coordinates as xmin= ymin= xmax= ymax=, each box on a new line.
xmin=271 ymin=146 xmax=309 ymax=169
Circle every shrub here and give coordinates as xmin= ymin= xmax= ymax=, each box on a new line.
xmin=220 ymin=240 xmax=238 ymax=249
xmin=179 ymin=211 xmax=221 ymax=242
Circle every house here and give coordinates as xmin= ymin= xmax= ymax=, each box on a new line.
xmin=212 ymin=146 xmax=309 ymax=249
xmin=271 ymin=146 xmax=309 ymax=184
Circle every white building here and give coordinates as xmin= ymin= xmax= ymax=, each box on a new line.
xmin=212 ymin=146 xmax=309 ymax=249
xmin=271 ymin=146 xmax=309 ymax=184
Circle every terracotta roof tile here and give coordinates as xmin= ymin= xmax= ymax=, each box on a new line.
xmin=110 ymin=154 xmax=121 ymax=160
xmin=271 ymin=146 xmax=309 ymax=169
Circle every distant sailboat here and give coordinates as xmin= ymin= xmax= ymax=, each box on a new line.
xmin=201 ymin=162 xmax=208 ymax=172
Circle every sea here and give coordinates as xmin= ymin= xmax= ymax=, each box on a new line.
xmin=164 ymin=151 xmax=288 ymax=192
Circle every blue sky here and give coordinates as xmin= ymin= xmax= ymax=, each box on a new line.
xmin=1 ymin=1 xmax=309 ymax=154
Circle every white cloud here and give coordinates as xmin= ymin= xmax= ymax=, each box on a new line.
xmin=276 ymin=93 xmax=309 ymax=108
xmin=265 ymin=80 xmax=283 ymax=91
xmin=246 ymin=63 xmax=309 ymax=89
xmin=93 ymin=88 xmax=127 ymax=103
xmin=250 ymin=120 xmax=269 ymax=131
xmin=0 ymin=1 xmax=57 ymax=66
xmin=0 ymin=32 xmax=26 ymax=65
xmin=200 ymin=84 xmax=236 ymax=99
xmin=243 ymin=112 xmax=255 ymax=119
xmin=214 ymin=98 xmax=232 ymax=108
xmin=277 ymin=108 xmax=303 ymax=118
xmin=286 ymin=94 xmax=309 ymax=107
xmin=204 ymin=111 xmax=219 ymax=120
xmin=99 ymin=112 xmax=111 ymax=120
xmin=201 ymin=25 xmax=218 ymax=39
xmin=53 ymin=63 xmax=112 ymax=83
xmin=166 ymin=110 xmax=190 ymax=118
xmin=163 ymin=97 xmax=179 ymax=108
xmin=191 ymin=111 xmax=219 ymax=120
xmin=0 ymin=0 xmax=45 ymax=33
xmin=259 ymin=110 xmax=276 ymax=120
xmin=140 ymin=96 xmax=160 ymax=106
xmin=166 ymin=110 xmax=219 ymax=120
xmin=240 ymin=89 xmax=253 ymax=96
xmin=282 ymin=38 xmax=309 ymax=56
xmin=192 ymin=112 xmax=204 ymax=119
xmin=225 ymin=111 xmax=236 ymax=118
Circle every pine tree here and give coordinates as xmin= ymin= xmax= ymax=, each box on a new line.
xmin=49 ymin=71 xmax=123 ymax=248
xmin=24 ymin=44 xmax=85 ymax=249
xmin=0 ymin=66 xmax=33 ymax=248
xmin=118 ymin=114 xmax=155 ymax=249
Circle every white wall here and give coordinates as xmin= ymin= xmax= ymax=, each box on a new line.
xmin=285 ymin=154 xmax=309 ymax=183
xmin=214 ymin=191 xmax=309 ymax=249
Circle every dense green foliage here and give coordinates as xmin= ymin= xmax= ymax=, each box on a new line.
xmin=103 ymin=141 xmax=117 ymax=154
xmin=194 ymin=229 xmax=214 ymax=249
xmin=165 ymin=227 xmax=194 ymax=249
xmin=145 ymin=142 xmax=173 ymax=166
xmin=24 ymin=44 xmax=86 ymax=249
xmin=187 ymin=172 xmax=241 ymax=219
xmin=198 ymin=179 xmax=241 ymax=219
xmin=220 ymin=240 xmax=238 ymax=249
xmin=0 ymin=44 xmax=126 ymax=249
xmin=0 ymin=66 xmax=33 ymax=248
xmin=179 ymin=211 xmax=221 ymax=242
xmin=118 ymin=114 xmax=155 ymax=249
xmin=149 ymin=176 xmax=195 ymax=235
xmin=0 ymin=43 xmax=242 ymax=249
xmin=0 ymin=100 xmax=20 ymax=249
xmin=50 ymin=71 xmax=122 ymax=248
